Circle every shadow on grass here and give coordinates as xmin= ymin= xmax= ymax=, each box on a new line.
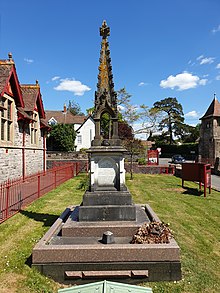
xmin=182 ymin=187 xmax=203 ymax=196
xmin=26 ymin=254 xmax=32 ymax=268
xmin=20 ymin=210 xmax=58 ymax=227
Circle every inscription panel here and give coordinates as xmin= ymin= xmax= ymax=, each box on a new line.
xmin=97 ymin=158 xmax=117 ymax=188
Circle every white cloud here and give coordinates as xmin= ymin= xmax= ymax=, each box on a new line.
xmin=212 ymin=24 xmax=220 ymax=34
xmin=52 ymin=76 xmax=60 ymax=81
xmin=160 ymin=72 xmax=208 ymax=91
xmin=24 ymin=58 xmax=34 ymax=64
xmin=54 ymin=78 xmax=91 ymax=96
xmin=199 ymin=57 xmax=215 ymax=65
xmin=199 ymin=79 xmax=208 ymax=86
xmin=216 ymin=75 xmax=220 ymax=81
xmin=185 ymin=110 xmax=199 ymax=118
xmin=138 ymin=82 xmax=147 ymax=86
xmin=216 ymin=63 xmax=220 ymax=69
xmin=197 ymin=55 xmax=204 ymax=61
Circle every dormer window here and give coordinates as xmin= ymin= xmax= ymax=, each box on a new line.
xmin=48 ymin=117 xmax=57 ymax=126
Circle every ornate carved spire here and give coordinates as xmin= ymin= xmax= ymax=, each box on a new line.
xmin=94 ymin=20 xmax=117 ymax=117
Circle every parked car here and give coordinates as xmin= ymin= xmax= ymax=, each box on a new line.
xmin=171 ymin=155 xmax=185 ymax=164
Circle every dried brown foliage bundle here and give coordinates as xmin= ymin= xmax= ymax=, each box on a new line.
xmin=131 ymin=221 xmax=173 ymax=244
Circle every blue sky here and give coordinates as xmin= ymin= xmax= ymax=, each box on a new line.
xmin=1 ymin=0 xmax=220 ymax=130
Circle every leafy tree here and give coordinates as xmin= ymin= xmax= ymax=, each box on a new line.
xmin=100 ymin=112 xmax=112 ymax=139
xmin=86 ymin=107 xmax=94 ymax=115
xmin=118 ymin=121 xmax=134 ymax=140
xmin=152 ymin=97 xmax=184 ymax=144
xmin=150 ymin=132 xmax=171 ymax=146
xmin=179 ymin=123 xmax=200 ymax=143
xmin=47 ymin=123 xmax=76 ymax=151
xmin=68 ymin=100 xmax=84 ymax=116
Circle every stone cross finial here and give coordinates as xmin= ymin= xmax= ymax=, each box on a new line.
xmin=100 ymin=20 xmax=110 ymax=39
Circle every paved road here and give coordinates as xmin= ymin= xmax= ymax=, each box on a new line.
xmin=159 ymin=157 xmax=220 ymax=192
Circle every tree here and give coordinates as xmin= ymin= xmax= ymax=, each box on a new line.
xmin=134 ymin=104 xmax=161 ymax=139
xmin=116 ymin=87 xmax=132 ymax=106
xmin=47 ymin=124 xmax=76 ymax=151
xmin=116 ymin=88 xmax=160 ymax=139
xmin=116 ymin=87 xmax=140 ymax=126
xmin=179 ymin=123 xmax=200 ymax=143
xmin=150 ymin=132 xmax=170 ymax=145
xmin=123 ymin=138 xmax=145 ymax=180
xmin=68 ymin=100 xmax=84 ymax=116
xmin=118 ymin=121 xmax=134 ymax=140
xmin=152 ymin=97 xmax=184 ymax=144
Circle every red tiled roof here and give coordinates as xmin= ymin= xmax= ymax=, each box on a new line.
xmin=17 ymin=107 xmax=33 ymax=120
xmin=20 ymin=84 xmax=46 ymax=119
xmin=20 ymin=85 xmax=39 ymax=111
xmin=40 ymin=118 xmax=50 ymax=129
xmin=45 ymin=110 xmax=86 ymax=124
xmin=200 ymin=97 xmax=220 ymax=120
xmin=0 ymin=58 xmax=24 ymax=107
xmin=0 ymin=61 xmax=13 ymax=94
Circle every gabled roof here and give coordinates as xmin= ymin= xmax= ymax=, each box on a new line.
xmin=40 ymin=118 xmax=51 ymax=130
xmin=17 ymin=107 xmax=33 ymax=121
xmin=200 ymin=95 xmax=220 ymax=120
xmin=45 ymin=110 xmax=86 ymax=125
xmin=20 ymin=81 xmax=46 ymax=119
xmin=75 ymin=115 xmax=94 ymax=132
xmin=0 ymin=54 xmax=24 ymax=107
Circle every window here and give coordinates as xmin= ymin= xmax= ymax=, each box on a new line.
xmin=206 ymin=121 xmax=211 ymax=128
xmin=0 ymin=95 xmax=13 ymax=143
xmin=77 ymin=135 xmax=82 ymax=144
xmin=30 ymin=112 xmax=39 ymax=145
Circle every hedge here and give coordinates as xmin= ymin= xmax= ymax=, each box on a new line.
xmin=158 ymin=143 xmax=198 ymax=159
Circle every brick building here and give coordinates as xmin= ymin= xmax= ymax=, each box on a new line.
xmin=0 ymin=53 xmax=49 ymax=183
xmin=199 ymin=94 xmax=220 ymax=165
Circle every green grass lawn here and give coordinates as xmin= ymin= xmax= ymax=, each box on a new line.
xmin=0 ymin=173 xmax=219 ymax=292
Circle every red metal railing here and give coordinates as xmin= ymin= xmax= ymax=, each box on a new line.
xmin=0 ymin=161 xmax=86 ymax=224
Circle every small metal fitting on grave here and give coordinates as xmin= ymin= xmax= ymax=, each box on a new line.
xmin=101 ymin=139 xmax=110 ymax=146
xmin=102 ymin=231 xmax=115 ymax=244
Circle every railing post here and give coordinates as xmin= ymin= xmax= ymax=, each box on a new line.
xmin=76 ymin=162 xmax=79 ymax=176
xmin=204 ymin=165 xmax=206 ymax=196
xmin=38 ymin=174 xmax=40 ymax=198
xmin=54 ymin=170 xmax=57 ymax=188
xmin=5 ymin=180 xmax=10 ymax=220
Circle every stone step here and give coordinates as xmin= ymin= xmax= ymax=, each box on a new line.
xmin=82 ymin=191 xmax=133 ymax=206
xmin=79 ymin=205 xmax=136 ymax=221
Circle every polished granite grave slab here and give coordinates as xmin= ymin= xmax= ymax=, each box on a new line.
xmin=32 ymin=204 xmax=181 ymax=284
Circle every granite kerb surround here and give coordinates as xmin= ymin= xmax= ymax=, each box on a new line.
xmin=32 ymin=204 xmax=181 ymax=282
